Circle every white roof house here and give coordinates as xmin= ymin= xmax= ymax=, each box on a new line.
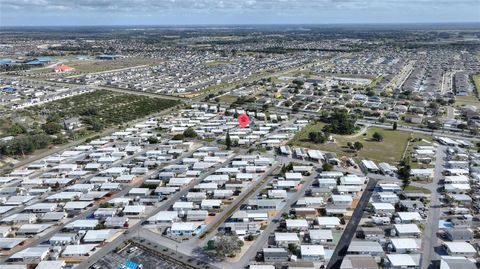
xmin=17 ymin=224 xmax=52 ymax=235
xmin=82 ymin=229 xmax=117 ymax=243
xmin=309 ymin=229 xmax=333 ymax=243
xmin=9 ymin=246 xmax=50 ymax=262
xmin=64 ymin=201 xmax=92 ymax=211
xmin=285 ymin=173 xmax=303 ymax=181
xmin=443 ymin=242 xmax=477 ymax=257
xmin=372 ymin=203 xmax=396 ymax=213
xmin=123 ymin=205 xmax=146 ymax=215
xmin=300 ymin=245 xmax=325 ymax=260
xmin=170 ymin=222 xmax=200 ymax=234
xmin=65 ymin=219 xmax=98 ymax=230
xmin=173 ymin=201 xmax=195 ymax=211
xmin=317 ymin=217 xmax=341 ymax=228
xmin=391 ymin=238 xmax=420 ymax=253
xmin=386 ymin=254 xmax=417 ymax=268
xmin=274 ymin=232 xmax=300 ymax=246
xmin=147 ymin=211 xmax=179 ymax=224
xmin=394 ymin=224 xmax=421 ymax=236
xmin=286 ymin=219 xmax=309 ymax=230
xmin=410 ymin=168 xmax=434 ymax=178
xmin=0 ymin=238 xmax=27 ymax=249
xmin=396 ymin=212 xmax=423 ymax=224
xmin=36 ymin=261 xmax=66 ymax=269
xmin=62 ymin=244 xmax=98 ymax=257
xmin=340 ymin=175 xmax=365 ymax=185
xmin=201 ymin=199 xmax=222 ymax=209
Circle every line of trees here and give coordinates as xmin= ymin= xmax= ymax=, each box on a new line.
xmin=0 ymin=134 xmax=53 ymax=156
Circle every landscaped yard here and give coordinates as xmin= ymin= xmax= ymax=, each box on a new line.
xmin=289 ymin=123 xmax=432 ymax=164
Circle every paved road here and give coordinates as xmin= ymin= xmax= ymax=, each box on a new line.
xmin=421 ymin=145 xmax=446 ymax=269
xmin=196 ymin=161 xmax=280 ymax=243
xmin=232 ymin=170 xmax=319 ymax=269
xmin=326 ymin=177 xmax=378 ymax=269
xmin=231 ymin=102 xmax=479 ymax=142
xmin=79 ymin=148 xmax=247 ymax=268
xmin=0 ymin=144 xmax=202 ymax=263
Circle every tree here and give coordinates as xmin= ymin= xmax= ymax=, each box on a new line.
xmin=147 ymin=136 xmax=159 ymax=144
xmin=308 ymin=131 xmax=326 ymax=143
xmin=288 ymin=243 xmax=298 ymax=254
xmin=226 ymin=131 xmax=232 ymax=150
xmin=372 ymin=132 xmax=384 ymax=142
xmin=8 ymin=123 xmax=27 ymax=135
xmin=398 ymin=158 xmax=412 ymax=189
xmin=53 ymin=133 xmax=68 ymax=145
xmin=183 ymin=127 xmax=197 ymax=138
xmin=82 ymin=117 xmax=104 ymax=132
xmin=322 ymin=111 xmax=357 ymax=135
xmin=172 ymin=134 xmax=184 ymax=140
xmin=393 ymin=122 xmax=398 ymax=130
xmin=322 ymin=163 xmax=333 ymax=171
xmin=353 ymin=141 xmax=363 ymax=152
xmin=212 ymin=234 xmax=242 ymax=257
xmin=42 ymin=122 xmax=62 ymax=135
xmin=281 ymin=164 xmax=287 ymax=174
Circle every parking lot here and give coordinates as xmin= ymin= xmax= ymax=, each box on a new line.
xmin=94 ymin=245 xmax=184 ymax=269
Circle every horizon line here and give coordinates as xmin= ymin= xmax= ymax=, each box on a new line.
xmin=2 ymin=21 xmax=480 ymax=28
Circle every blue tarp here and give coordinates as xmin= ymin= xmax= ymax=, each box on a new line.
xmin=125 ymin=259 xmax=138 ymax=269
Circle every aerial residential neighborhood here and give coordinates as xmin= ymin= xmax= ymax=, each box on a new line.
xmin=0 ymin=1 xmax=479 ymax=269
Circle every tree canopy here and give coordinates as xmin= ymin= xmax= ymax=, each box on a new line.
xmin=322 ymin=111 xmax=356 ymax=135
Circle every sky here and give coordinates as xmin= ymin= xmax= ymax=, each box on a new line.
xmin=0 ymin=0 xmax=479 ymax=26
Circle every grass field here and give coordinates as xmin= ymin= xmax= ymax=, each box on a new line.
xmin=367 ymin=75 xmax=384 ymax=89
xmin=403 ymin=185 xmax=431 ymax=194
xmin=26 ymin=90 xmax=179 ymax=126
xmin=204 ymin=60 xmax=235 ymax=66
xmin=216 ymin=95 xmax=238 ymax=104
xmin=289 ymin=123 xmax=432 ymax=164
xmin=68 ymin=58 xmax=161 ymax=73
xmin=455 ymin=74 xmax=480 ymax=108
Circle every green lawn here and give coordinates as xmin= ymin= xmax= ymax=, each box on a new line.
xmin=367 ymin=75 xmax=384 ymax=89
xmin=403 ymin=185 xmax=432 ymax=194
xmin=289 ymin=124 xmax=432 ymax=164
xmin=455 ymin=74 xmax=480 ymax=108
xmin=288 ymin=122 xmax=326 ymax=145
xmin=216 ymin=95 xmax=238 ymax=104
xmin=204 ymin=60 xmax=235 ymax=66
xmin=69 ymin=58 xmax=161 ymax=73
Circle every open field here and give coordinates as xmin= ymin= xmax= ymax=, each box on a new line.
xmin=454 ymin=74 xmax=480 ymax=108
xmin=25 ymin=90 xmax=180 ymax=126
xmin=204 ymin=60 xmax=235 ymax=66
xmin=68 ymin=58 xmax=162 ymax=73
xmin=366 ymin=75 xmax=384 ymax=89
xmin=289 ymin=123 xmax=432 ymax=164
xmin=216 ymin=94 xmax=239 ymax=104
xmin=455 ymin=94 xmax=480 ymax=108
xmin=403 ymin=185 xmax=432 ymax=194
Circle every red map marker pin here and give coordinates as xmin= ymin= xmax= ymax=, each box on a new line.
xmin=238 ymin=113 xmax=249 ymax=128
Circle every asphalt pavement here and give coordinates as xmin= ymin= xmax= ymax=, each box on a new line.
xmin=326 ymin=177 xmax=378 ymax=269
xmin=421 ymin=145 xmax=446 ymax=269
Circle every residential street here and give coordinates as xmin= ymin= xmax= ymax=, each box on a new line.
xmin=326 ymin=178 xmax=378 ymax=269
xmin=421 ymin=145 xmax=446 ymax=269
